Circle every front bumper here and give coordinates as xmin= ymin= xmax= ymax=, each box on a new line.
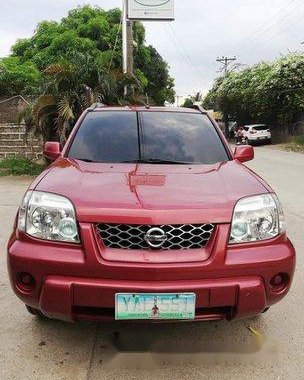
xmin=248 ymin=136 xmax=271 ymax=143
xmin=39 ymin=276 xmax=268 ymax=322
xmin=7 ymin=224 xmax=296 ymax=322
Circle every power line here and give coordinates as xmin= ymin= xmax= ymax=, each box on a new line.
xmin=248 ymin=4 xmax=304 ymax=51
xmin=164 ymin=24 xmax=203 ymax=82
xmin=235 ymin=0 xmax=300 ymax=53
xmin=168 ymin=24 xmax=198 ymax=72
xmin=216 ymin=56 xmax=237 ymax=76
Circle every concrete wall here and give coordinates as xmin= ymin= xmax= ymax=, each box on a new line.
xmin=0 ymin=96 xmax=28 ymax=124
xmin=0 ymin=123 xmax=43 ymax=160
xmin=0 ymin=96 xmax=43 ymax=160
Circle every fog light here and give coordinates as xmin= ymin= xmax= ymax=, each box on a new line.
xmin=272 ymin=274 xmax=283 ymax=286
xmin=16 ymin=272 xmax=35 ymax=291
xmin=270 ymin=273 xmax=289 ymax=292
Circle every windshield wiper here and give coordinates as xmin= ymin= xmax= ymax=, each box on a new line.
xmin=122 ymin=158 xmax=191 ymax=165
xmin=74 ymin=158 xmax=192 ymax=165
xmin=73 ymin=158 xmax=95 ymax=163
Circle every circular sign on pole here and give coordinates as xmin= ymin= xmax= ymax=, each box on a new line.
xmin=134 ymin=0 xmax=171 ymax=6
xmin=128 ymin=0 xmax=175 ymax=21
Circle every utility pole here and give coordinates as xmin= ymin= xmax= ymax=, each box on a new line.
xmin=216 ymin=56 xmax=237 ymax=76
xmin=216 ymin=56 xmax=237 ymax=138
xmin=175 ymin=95 xmax=183 ymax=107
xmin=122 ymin=0 xmax=134 ymax=96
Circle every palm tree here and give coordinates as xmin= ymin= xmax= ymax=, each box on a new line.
xmin=189 ymin=91 xmax=203 ymax=103
xmin=21 ymin=53 xmax=144 ymax=144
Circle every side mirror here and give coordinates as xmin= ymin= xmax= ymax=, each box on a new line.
xmin=43 ymin=142 xmax=61 ymax=162
xmin=234 ymin=145 xmax=254 ymax=163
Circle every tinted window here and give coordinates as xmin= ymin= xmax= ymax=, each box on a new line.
xmin=68 ymin=111 xmax=229 ymax=164
xmin=253 ymin=125 xmax=268 ymax=131
xmin=140 ymin=112 xmax=228 ymax=164
xmin=68 ymin=111 xmax=139 ymax=163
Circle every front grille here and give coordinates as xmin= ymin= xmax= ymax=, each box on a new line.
xmin=96 ymin=223 xmax=215 ymax=250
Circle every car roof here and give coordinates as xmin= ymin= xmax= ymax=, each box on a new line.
xmin=244 ymin=124 xmax=267 ymax=127
xmin=89 ymin=105 xmax=202 ymax=114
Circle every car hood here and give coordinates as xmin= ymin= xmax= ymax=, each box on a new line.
xmin=34 ymin=158 xmax=268 ymax=224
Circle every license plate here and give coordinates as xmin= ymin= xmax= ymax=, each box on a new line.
xmin=115 ymin=293 xmax=196 ymax=320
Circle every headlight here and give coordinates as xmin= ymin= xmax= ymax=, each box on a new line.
xmin=229 ymin=194 xmax=285 ymax=244
xmin=18 ymin=191 xmax=80 ymax=243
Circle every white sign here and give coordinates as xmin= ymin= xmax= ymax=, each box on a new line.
xmin=128 ymin=0 xmax=175 ymax=21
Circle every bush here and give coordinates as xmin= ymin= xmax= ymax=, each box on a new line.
xmin=0 ymin=157 xmax=45 ymax=176
xmin=294 ymin=136 xmax=304 ymax=146
xmin=203 ymin=53 xmax=304 ymax=128
xmin=284 ymin=136 xmax=304 ymax=153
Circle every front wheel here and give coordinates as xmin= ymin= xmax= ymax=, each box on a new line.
xmin=26 ymin=305 xmax=48 ymax=319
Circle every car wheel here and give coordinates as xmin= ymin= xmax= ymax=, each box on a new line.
xmin=26 ymin=305 xmax=48 ymax=319
xmin=245 ymin=138 xmax=250 ymax=145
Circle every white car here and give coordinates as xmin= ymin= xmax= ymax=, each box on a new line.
xmin=243 ymin=124 xmax=272 ymax=145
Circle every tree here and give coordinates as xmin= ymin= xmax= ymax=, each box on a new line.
xmin=203 ymin=53 xmax=304 ymax=128
xmin=9 ymin=5 xmax=175 ymax=105
xmin=135 ymin=45 xmax=175 ymax=104
xmin=21 ymin=53 xmax=143 ymax=143
xmin=182 ymin=98 xmax=195 ymax=108
xmin=181 ymin=91 xmax=203 ymax=108
xmin=0 ymin=57 xmax=41 ymax=96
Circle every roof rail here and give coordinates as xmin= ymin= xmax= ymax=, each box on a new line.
xmin=88 ymin=102 xmax=107 ymax=111
xmin=188 ymin=104 xmax=206 ymax=113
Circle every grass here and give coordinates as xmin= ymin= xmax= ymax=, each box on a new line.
xmin=294 ymin=136 xmax=304 ymax=145
xmin=0 ymin=157 xmax=45 ymax=176
xmin=273 ymin=135 xmax=304 ymax=153
xmin=284 ymin=136 xmax=304 ymax=153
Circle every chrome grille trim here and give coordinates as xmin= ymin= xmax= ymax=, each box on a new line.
xmin=96 ymin=223 xmax=215 ymax=250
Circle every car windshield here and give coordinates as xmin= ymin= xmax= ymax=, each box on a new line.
xmin=252 ymin=125 xmax=268 ymax=131
xmin=67 ymin=111 xmax=229 ymax=164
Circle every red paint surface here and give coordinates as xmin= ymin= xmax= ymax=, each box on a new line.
xmin=7 ymin=107 xmax=296 ymax=322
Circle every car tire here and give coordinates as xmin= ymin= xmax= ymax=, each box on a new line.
xmin=26 ymin=305 xmax=48 ymax=319
xmin=245 ymin=138 xmax=250 ymax=145
xmin=262 ymin=307 xmax=270 ymax=314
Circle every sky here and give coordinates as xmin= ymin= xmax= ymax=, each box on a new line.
xmin=1 ymin=0 xmax=304 ymax=102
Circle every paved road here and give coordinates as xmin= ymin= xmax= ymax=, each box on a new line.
xmin=0 ymin=146 xmax=303 ymax=380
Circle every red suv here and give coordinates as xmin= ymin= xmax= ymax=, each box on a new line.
xmin=7 ymin=105 xmax=295 ymax=322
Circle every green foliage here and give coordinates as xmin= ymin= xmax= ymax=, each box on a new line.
xmin=181 ymin=92 xmax=203 ymax=108
xmin=203 ymin=53 xmax=304 ymax=127
xmin=0 ymin=157 xmax=44 ymax=176
xmin=0 ymin=57 xmax=42 ymax=96
xmin=294 ymin=135 xmax=304 ymax=146
xmin=284 ymin=135 xmax=304 ymax=153
xmin=181 ymin=98 xmax=194 ymax=108
xmin=7 ymin=5 xmax=174 ymax=105
xmin=21 ymin=53 xmax=145 ymax=143
xmin=134 ymin=45 xmax=175 ymax=105
xmin=1 ymin=5 xmax=175 ymax=143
